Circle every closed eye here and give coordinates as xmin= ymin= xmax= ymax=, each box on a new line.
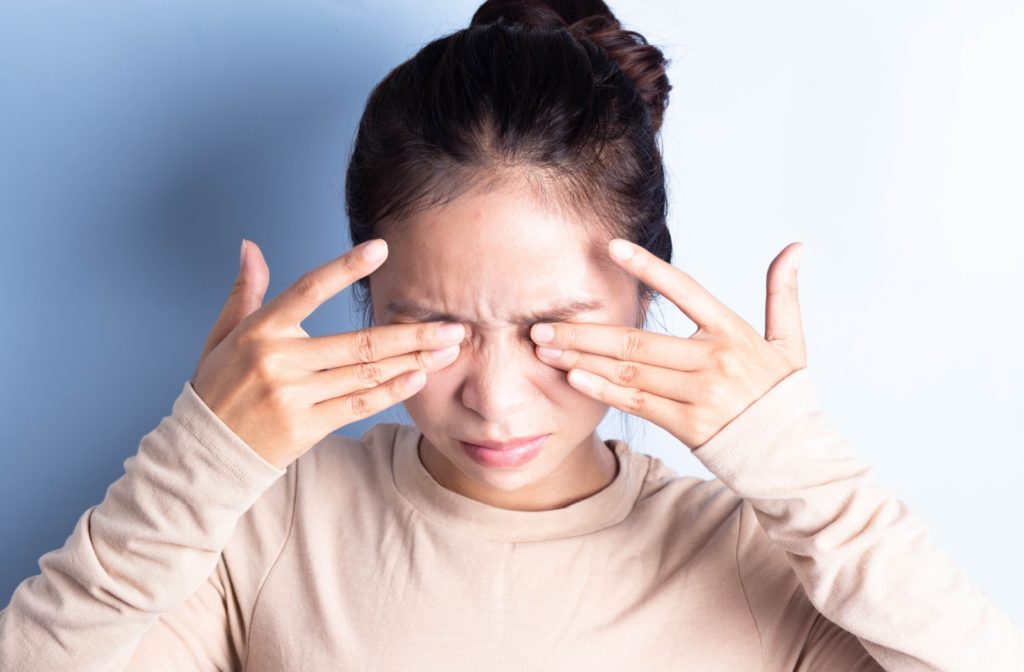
xmin=391 ymin=322 xmax=537 ymax=348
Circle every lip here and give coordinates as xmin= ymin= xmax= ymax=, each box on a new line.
xmin=459 ymin=434 xmax=548 ymax=450
xmin=459 ymin=434 xmax=549 ymax=468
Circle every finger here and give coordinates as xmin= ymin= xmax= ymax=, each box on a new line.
xmin=230 ymin=239 xmax=271 ymax=325
xmin=764 ymin=242 xmax=807 ymax=367
xmin=535 ymin=346 xmax=699 ymax=402
xmin=529 ymin=321 xmax=709 ymax=370
xmin=305 ymin=343 xmax=461 ymax=404
xmin=563 ymin=366 xmax=691 ymax=430
xmin=607 ymin=239 xmax=744 ymax=334
xmin=259 ymin=239 xmax=389 ymax=329
xmin=286 ymin=320 xmax=466 ymax=371
xmin=196 ymin=239 xmax=271 ymax=375
xmin=310 ymin=366 xmax=428 ymax=434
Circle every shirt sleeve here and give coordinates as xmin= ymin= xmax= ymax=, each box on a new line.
xmin=123 ymin=431 xmax=298 ymax=672
xmin=0 ymin=380 xmax=288 ymax=672
xmin=691 ymin=367 xmax=1024 ymax=672
xmin=121 ymin=561 xmax=239 ymax=672
xmin=733 ymin=497 xmax=886 ymax=671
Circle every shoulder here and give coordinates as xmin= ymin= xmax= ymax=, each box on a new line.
xmin=626 ymin=445 xmax=747 ymax=530
xmin=222 ymin=422 xmax=410 ymax=566
xmin=289 ymin=421 xmax=406 ymax=493
xmin=231 ymin=421 xmax=408 ymax=536
xmin=627 ymin=447 xmax=809 ymax=607
xmin=628 ymin=448 xmax=792 ymax=565
xmin=294 ymin=422 xmax=401 ymax=475
xmin=624 ymin=446 xmax=805 ymax=587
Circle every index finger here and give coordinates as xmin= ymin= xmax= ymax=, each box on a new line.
xmin=261 ymin=239 xmax=388 ymax=328
xmin=608 ymin=239 xmax=742 ymax=334
xmin=530 ymin=321 xmax=709 ymax=370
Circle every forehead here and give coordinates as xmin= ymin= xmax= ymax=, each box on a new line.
xmin=369 ymin=185 xmax=634 ymax=326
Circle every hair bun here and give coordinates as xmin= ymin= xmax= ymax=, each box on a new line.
xmin=470 ymin=0 xmax=672 ymax=133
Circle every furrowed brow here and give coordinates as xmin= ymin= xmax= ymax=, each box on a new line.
xmin=385 ymin=298 xmax=607 ymax=325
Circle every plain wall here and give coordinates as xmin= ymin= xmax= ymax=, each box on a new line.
xmin=1 ymin=0 xmax=1021 ymax=623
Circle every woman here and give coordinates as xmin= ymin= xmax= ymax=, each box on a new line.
xmin=1 ymin=1 xmax=1021 ymax=670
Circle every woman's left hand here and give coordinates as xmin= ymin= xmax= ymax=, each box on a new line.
xmin=529 ymin=238 xmax=808 ymax=451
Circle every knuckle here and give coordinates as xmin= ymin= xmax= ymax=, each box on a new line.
xmin=715 ymin=347 xmax=745 ymax=379
xmin=418 ymin=322 xmax=436 ymax=346
xmin=626 ymin=388 xmax=647 ymax=412
xmin=264 ymin=382 xmax=294 ymax=413
xmin=619 ymin=328 xmax=643 ymax=359
xmin=247 ymin=342 xmax=281 ymax=380
xmin=355 ymin=362 xmax=384 ymax=388
xmin=348 ymin=391 xmax=373 ymax=419
xmin=616 ymin=362 xmax=641 ymax=385
xmin=234 ymin=325 xmax=264 ymax=350
xmin=352 ymin=328 xmax=378 ymax=363
xmin=389 ymin=374 xmax=411 ymax=401
xmin=413 ymin=350 xmax=432 ymax=369
xmin=563 ymin=325 xmax=577 ymax=350
xmin=292 ymin=272 xmax=324 ymax=303
xmin=341 ymin=248 xmax=364 ymax=272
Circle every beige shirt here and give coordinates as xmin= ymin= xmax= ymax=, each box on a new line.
xmin=1 ymin=368 xmax=1021 ymax=671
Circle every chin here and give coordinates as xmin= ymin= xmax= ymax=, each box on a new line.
xmin=467 ymin=461 xmax=550 ymax=493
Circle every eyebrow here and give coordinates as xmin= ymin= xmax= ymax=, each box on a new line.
xmin=384 ymin=297 xmax=608 ymax=325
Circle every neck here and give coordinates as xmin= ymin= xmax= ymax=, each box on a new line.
xmin=417 ymin=431 xmax=619 ymax=511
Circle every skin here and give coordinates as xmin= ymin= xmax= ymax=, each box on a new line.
xmin=367 ymin=182 xmax=806 ymax=513
xmin=369 ymin=185 xmax=645 ymax=511
xmin=529 ymin=236 xmax=808 ymax=454
xmin=191 ymin=237 xmax=468 ymax=470
xmin=193 ymin=179 xmax=806 ymax=512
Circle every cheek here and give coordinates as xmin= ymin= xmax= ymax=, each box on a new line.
xmin=405 ymin=375 xmax=453 ymax=410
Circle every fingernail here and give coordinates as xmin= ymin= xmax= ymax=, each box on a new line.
xmin=438 ymin=323 xmax=465 ymax=342
xmin=609 ymin=239 xmax=634 ymax=261
xmin=239 ymin=239 xmax=248 ymax=269
xmin=361 ymin=239 xmax=387 ymax=263
xmin=568 ymin=369 xmax=595 ymax=390
xmin=794 ymin=245 xmax=804 ymax=272
xmin=537 ymin=346 xmax=562 ymax=359
xmin=429 ymin=344 xmax=460 ymax=361
xmin=531 ymin=323 xmax=555 ymax=343
xmin=404 ymin=369 xmax=427 ymax=391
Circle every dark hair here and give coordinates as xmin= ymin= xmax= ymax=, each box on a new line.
xmin=345 ymin=0 xmax=673 ymax=328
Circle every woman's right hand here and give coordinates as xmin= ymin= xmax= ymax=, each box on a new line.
xmin=189 ymin=238 xmax=464 ymax=470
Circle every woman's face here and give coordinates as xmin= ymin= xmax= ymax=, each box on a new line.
xmin=369 ymin=184 xmax=642 ymax=510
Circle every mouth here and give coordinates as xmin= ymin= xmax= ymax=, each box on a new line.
xmin=459 ymin=434 xmax=549 ymax=468
xmin=459 ymin=434 xmax=548 ymax=450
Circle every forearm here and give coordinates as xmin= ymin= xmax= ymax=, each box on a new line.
xmin=694 ymin=368 xmax=1024 ymax=672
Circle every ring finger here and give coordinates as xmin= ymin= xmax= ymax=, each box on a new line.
xmin=306 ymin=343 xmax=460 ymax=404
xmin=536 ymin=346 xmax=699 ymax=403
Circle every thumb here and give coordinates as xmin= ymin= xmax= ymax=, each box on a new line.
xmin=764 ymin=242 xmax=807 ymax=369
xmin=194 ymin=239 xmax=271 ymax=375
xmin=226 ymin=238 xmax=270 ymax=321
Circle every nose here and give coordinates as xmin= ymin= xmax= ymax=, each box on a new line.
xmin=459 ymin=336 xmax=532 ymax=422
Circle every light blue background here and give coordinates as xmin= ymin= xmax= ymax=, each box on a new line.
xmin=2 ymin=0 xmax=1021 ymax=623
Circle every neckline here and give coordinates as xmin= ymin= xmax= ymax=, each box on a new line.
xmin=390 ymin=424 xmax=648 ymax=543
